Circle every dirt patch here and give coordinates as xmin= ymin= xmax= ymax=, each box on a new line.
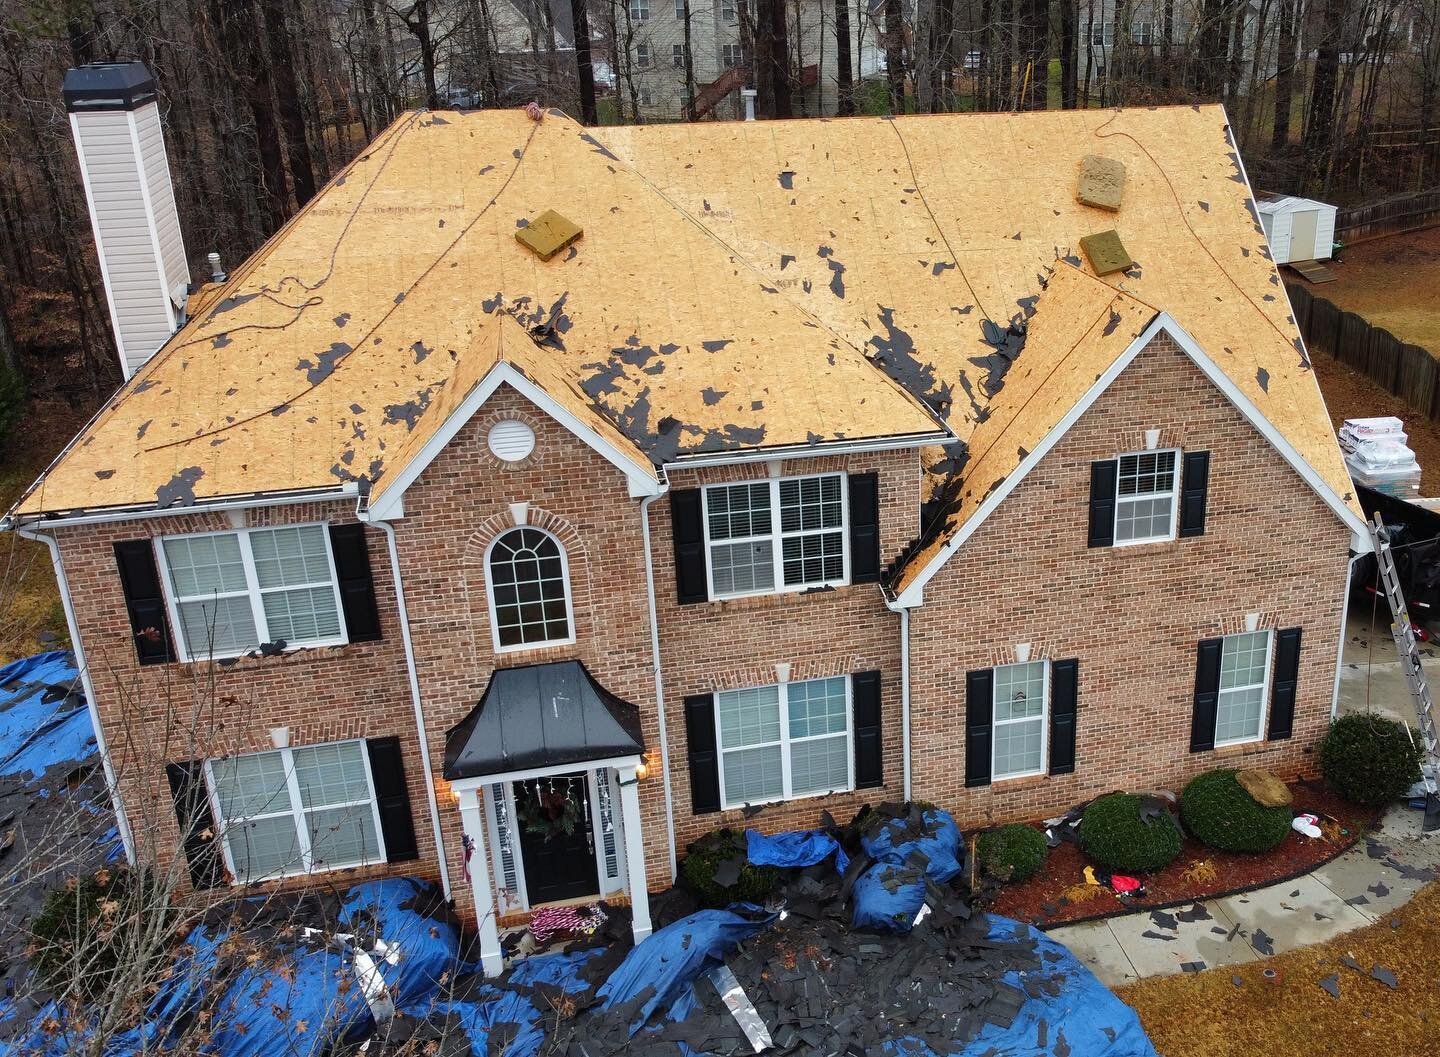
xmin=1318 ymin=226 xmax=1440 ymax=354
xmin=987 ymin=780 xmax=1377 ymax=929
xmin=1122 ymin=879 xmax=1440 ymax=1057
xmin=1312 ymin=350 xmax=1440 ymax=495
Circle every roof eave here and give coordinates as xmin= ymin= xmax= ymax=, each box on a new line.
xmin=662 ymin=428 xmax=954 ymax=471
xmin=3 ymin=482 xmax=361 ymax=533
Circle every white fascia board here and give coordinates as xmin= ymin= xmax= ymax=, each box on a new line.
xmin=366 ymin=362 xmax=661 ymax=521
xmin=893 ymin=312 xmax=1368 ymax=608
xmin=3 ymin=483 xmax=360 ymax=533
xmin=662 ymin=430 xmax=953 ymax=472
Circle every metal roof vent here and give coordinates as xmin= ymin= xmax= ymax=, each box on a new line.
xmin=515 ymin=210 xmax=583 ymax=261
xmin=1080 ymin=230 xmax=1133 ymax=276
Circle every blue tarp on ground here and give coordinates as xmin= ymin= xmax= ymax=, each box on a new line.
xmin=861 ymin=807 xmax=964 ymax=883
xmin=852 ymin=807 xmax=964 ymax=932
xmin=0 ymin=651 xmax=94 ymax=784
xmin=339 ymin=877 xmax=464 ymax=1009
xmin=745 ymin=827 xmax=849 ymax=873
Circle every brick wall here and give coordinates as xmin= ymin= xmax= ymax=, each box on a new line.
xmin=907 ymin=332 xmax=1353 ymax=827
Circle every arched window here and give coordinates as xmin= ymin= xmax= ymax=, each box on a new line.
xmin=487 ymin=527 xmax=573 ymax=650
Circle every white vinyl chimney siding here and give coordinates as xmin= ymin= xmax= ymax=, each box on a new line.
xmin=70 ymin=102 xmax=189 ymax=379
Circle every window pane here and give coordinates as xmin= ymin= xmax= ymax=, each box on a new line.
xmin=163 ymin=534 xmax=247 ymax=596
xmin=781 ymin=531 xmax=844 ymax=586
xmin=1115 ymin=495 xmax=1173 ymax=542
xmin=790 ymin=735 xmax=848 ymax=795
xmin=261 ymin=586 xmax=342 ymax=643
xmin=250 ymin=526 xmax=333 ymax=589
xmin=177 ymin=596 xmax=259 ymax=656
xmin=1117 ymin=451 xmax=1176 ymax=497
xmin=293 ymin=742 xmax=370 ymax=808
xmin=226 ymin=814 xmax=303 ymax=880
xmin=993 ymin=718 xmax=1044 ymax=778
xmin=722 ymin=745 xmax=783 ymax=804
xmin=706 ymin=483 xmax=772 ymax=540
xmin=213 ymin=750 xmax=292 ymax=819
xmin=489 ymin=529 xmax=570 ymax=646
xmin=717 ymin=686 xmax=781 ymax=748
xmin=1216 ymin=686 xmax=1264 ymax=743
xmin=779 ymin=475 xmax=842 ymax=534
xmin=710 ymin=540 xmax=775 ymax=595
xmin=305 ymin=805 xmax=380 ymax=868
xmin=787 ymin=677 xmax=847 ymax=738
xmin=993 ymin=661 xmax=1046 ymax=722
xmin=1220 ymin=631 xmax=1270 ymax=689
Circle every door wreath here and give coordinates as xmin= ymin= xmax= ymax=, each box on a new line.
xmin=519 ymin=780 xmax=583 ymax=841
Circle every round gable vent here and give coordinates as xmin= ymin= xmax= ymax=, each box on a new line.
xmin=487 ymin=419 xmax=536 ymax=462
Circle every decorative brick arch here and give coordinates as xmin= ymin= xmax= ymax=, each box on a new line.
xmin=460 ymin=507 xmax=593 ymax=665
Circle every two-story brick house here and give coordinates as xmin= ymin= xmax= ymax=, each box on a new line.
xmin=8 ymin=64 xmax=1368 ymax=977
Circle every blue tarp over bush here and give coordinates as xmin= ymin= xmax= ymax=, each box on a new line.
xmin=852 ymin=807 xmax=964 ymax=932
xmin=0 ymin=651 xmax=95 ymax=784
xmin=745 ymin=828 xmax=848 ymax=873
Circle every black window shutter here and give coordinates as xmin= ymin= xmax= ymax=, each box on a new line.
xmin=1190 ymin=638 xmax=1224 ymax=752
xmin=367 ymin=736 xmax=419 ymax=862
xmin=671 ymin=489 xmax=709 ymax=605
xmin=848 ymin=473 xmax=881 ymax=584
xmin=1267 ymin=627 xmax=1303 ymax=741
xmin=165 ymin=761 xmax=223 ymax=889
xmin=965 ymin=668 xmax=994 ymax=787
xmin=1179 ymin=451 xmax=1211 ymax=538
xmin=1088 ymin=460 xmax=1118 ymax=547
xmin=1049 ymin=658 xmax=1080 ymax=776
xmin=329 ymin=524 xmax=382 ymax=642
xmin=684 ymin=693 xmax=721 ymax=813
xmin=114 ymin=540 xmax=174 ymax=665
xmin=852 ymin=670 xmax=883 ymax=788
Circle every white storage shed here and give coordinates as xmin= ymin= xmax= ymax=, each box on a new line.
xmin=1256 ymin=194 xmax=1338 ymax=265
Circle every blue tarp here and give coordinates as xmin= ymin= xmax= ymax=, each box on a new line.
xmin=433 ymin=990 xmax=545 ymax=1056
xmin=339 ymin=878 xmax=465 ymax=1009
xmin=745 ymin=827 xmax=849 ymax=873
xmin=0 ymin=651 xmax=95 ymax=784
xmin=861 ymin=807 xmax=964 ymax=883
xmin=852 ymin=808 xmax=964 ymax=932
xmin=852 ymin=861 xmax=928 ymax=932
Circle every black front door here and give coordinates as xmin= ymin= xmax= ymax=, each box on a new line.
xmin=514 ymin=771 xmax=599 ymax=905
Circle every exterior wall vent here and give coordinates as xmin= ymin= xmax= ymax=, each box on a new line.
xmin=63 ymin=61 xmax=190 ymax=381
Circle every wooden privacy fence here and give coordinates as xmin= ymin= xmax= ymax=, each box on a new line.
xmin=1288 ymin=282 xmax=1440 ymax=418
xmin=1335 ymin=188 xmax=1440 ymax=244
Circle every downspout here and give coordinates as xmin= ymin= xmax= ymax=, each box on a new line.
xmin=365 ymin=515 xmax=452 ymax=900
xmin=899 ymin=605 xmax=911 ymax=801
xmin=639 ymin=485 xmax=678 ymax=881
xmin=16 ymin=524 xmax=136 ymax=865
xmin=1331 ymin=550 xmax=1364 ymax=723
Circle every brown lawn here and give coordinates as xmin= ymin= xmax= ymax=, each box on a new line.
xmin=1320 ymin=226 xmax=1440 ymax=355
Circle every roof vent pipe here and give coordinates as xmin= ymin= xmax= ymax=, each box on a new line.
xmin=63 ymin=61 xmax=191 ymax=381
xmin=741 ymin=88 xmax=757 ymax=122
xmin=207 ymin=252 xmax=226 ymax=283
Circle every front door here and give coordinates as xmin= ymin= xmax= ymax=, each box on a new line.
xmin=513 ymin=771 xmax=599 ymax=905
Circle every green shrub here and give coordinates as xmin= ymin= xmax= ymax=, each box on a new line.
xmin=1319 ymin=713 xmax=1423 ymax=806
xmin=680 ymin=829 xmax=781 ymax=908
xmin=976 ymin=824 xmax=1048 ymax=883
xmin=1180 ymin=769 xmax=1292 ymax=853
xmin=1079 ymin=793 xmax=1183 ymax=873
xmin=31 ymin=867 xmax=169 ymax=1002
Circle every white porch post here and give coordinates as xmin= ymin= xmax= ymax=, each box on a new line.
xmin=457 ymin=787 xmax=505 ymax=976
xmin=617 ymin=763 xmax=652 ymax=943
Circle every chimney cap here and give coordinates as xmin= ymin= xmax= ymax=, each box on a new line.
xmin=62 ymin=62 xmax=157 ymax=113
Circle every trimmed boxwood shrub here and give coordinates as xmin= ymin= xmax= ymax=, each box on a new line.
xmin=680 ymin=829 xmax=781 ymax=907
xmin=1180 ymin=769 xmax=1292 ymax=853
xmin=1079 ymin=792 xmax=1183 ymax=873
xmin=1320 ymin=713 xmax=1423 ymax=806
xmin=976 ymin=824 xmax=1048 ymax=883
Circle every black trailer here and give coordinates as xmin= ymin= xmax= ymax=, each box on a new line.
xmin=1354 ymin=484 xmax=1440 ymax=629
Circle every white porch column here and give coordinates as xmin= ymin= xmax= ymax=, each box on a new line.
xmin=457 ymin=787 xmax=505 ymax=976
xmin=617 ymin=763 xmax=652 ymax=943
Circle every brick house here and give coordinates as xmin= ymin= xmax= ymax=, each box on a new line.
xmin=5 ymin=63 xmax=1369 ymax=976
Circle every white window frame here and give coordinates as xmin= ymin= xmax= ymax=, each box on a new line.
xmin=204 ymin=740 xmax=386 ymax=884
xmin=992 ymin=660 xmax=1049 ymax=781
xmin=1130 ymin=20 xmax=1153 ymax=45
xmin=672 ymin=43 xmax=687 ymax=67
xmin=701 ymin=472 xmax=850 ymax=601
xmin=630 ymin=0 xmax=650 ymax=21
xmin=1112 ymin=447 xmax=1181 ymax=547
xmin=636 ymin=42 xmax=652 ymax=67
xmin=714 ymin=676 xmax=855 ymax=811
xmin=674 ymin=0 xmax=686 ymax=18
xmin=483 ymin=526 xmax=577 ymax=655
xmin=721 ymin=0 xmax=736 ymax=21
xmin=1215 ymin=630 xmax=1274 ymax=747
xmin=156 ymin=523 xmax=349 ymax=662
xmin=721 ymin=43 xmax=743 ymax=67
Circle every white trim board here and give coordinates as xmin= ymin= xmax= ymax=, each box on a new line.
xmin=892 ymin=312 xmax=1371 ymax=609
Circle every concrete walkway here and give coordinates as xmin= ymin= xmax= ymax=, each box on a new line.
xmin=1049 ymin=803 xmax=1440 ymax=987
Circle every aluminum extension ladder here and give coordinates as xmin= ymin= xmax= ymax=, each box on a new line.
xmin=1369 ymin=514 xmax=1440 ymax=831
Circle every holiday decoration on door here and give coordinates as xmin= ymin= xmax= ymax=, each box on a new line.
xmin=519 ymin=777 xmax=584 ymax=842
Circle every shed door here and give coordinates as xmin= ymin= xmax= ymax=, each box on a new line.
xmin=1291 ymin=209 xmax=1319 ymax=261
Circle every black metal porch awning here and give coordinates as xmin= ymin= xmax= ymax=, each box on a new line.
xmin=443 ymin=661 xmax=646 ymax=780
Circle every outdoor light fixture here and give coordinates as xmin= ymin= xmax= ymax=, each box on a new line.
xmin=636 ymin=755 xmax=651 ymax=780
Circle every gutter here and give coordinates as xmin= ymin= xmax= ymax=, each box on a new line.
xmin=15 ymin=523 xmax=137 ymax=865
xmin=360 ymin=512 xmax=453 ymax=901
xmin=661 ymin=431 xmax=952 ymax=472
xmin=639 ymin=480 xmax=679 ymax=881
xmin=3 ymin=483 xmax=361 ymax=533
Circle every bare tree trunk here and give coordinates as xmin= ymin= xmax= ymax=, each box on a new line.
xmin=212 ymin=0 xmax=291 ymax=230
xmin=1303 ymin=0 xmax=1347 ymax=191
xmin=0 ymin=299 xmax=16 ymax=374
xmin=395 ymin=1 xmax=442 ymax=108
xmin=573 ymin=0 xmax=598 ymax=122
xmin=260 ymin=0 xmax=317 ymax=206
xmin=1059 ymin=0 xmax=1077 ymax=108
xmin=682 ymin=0 xmax=697 ymax=118
xmin=1271 ymin=0 xmax=1297 ymax=149
xmin=835 ymin=0 xmax=855 ymax=114
xmin=769 ymin=0 xmax=793 ymax=116
xmin=1018 ymin=0 xmax=1046 ymax=109
xmin=885 ymin=0 xmax=905 ymax=112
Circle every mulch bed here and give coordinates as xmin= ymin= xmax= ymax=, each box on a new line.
xmin=988 ymin=779 xmax=1381 ymax=930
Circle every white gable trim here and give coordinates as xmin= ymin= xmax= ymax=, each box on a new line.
xmin=366 ymin=362 xmax=661 ymax=521
xmin=892 ymin=312 xmax=1369 ymax=609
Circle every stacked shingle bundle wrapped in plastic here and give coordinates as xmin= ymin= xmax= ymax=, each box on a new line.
xmin=1341 ymin=417 xmax=1422 ymax=497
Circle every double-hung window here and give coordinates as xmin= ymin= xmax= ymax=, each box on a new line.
xmin=716 ymin=676 xmax=852 ymax=808
xmin=721 ymin=0 xmax=736 ymax=21
xmin=721 ymin=43 xmax=743 ymax=67
xmin=1130 ymin=20 xmax=1153 ymax=44
xmin=674 ymin=0 xmax=686 ymax=17
xmin=630 ymin=0 xmax=650 ymax=20
xmin=673 ymin=43 xmax=687 ymax=67
xmin=703 ymin=473 xmax=848 ymax=599
xmin=636 ymin=42 xmax=652 ymax=67
xmin=1216 ymin=631 xmax=1272 ymax=745
xmin=207 ymin=740 xmax=384 ymax=882
xmin=160 ymin=525 xmax=346 ymax=660
xmin=992 ymin=661 xmax=1047 ymax=780
xmin=1114 ymin=449 xmax=1180 ymax=545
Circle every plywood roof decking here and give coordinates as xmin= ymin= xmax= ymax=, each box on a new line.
xmin=601 ymin=106 xmax=1354 ymax=513
xmin=16 ymin=109 xmax=943 ymax=517
xmin=891 ymin=265 xmax=1158 ymax=592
